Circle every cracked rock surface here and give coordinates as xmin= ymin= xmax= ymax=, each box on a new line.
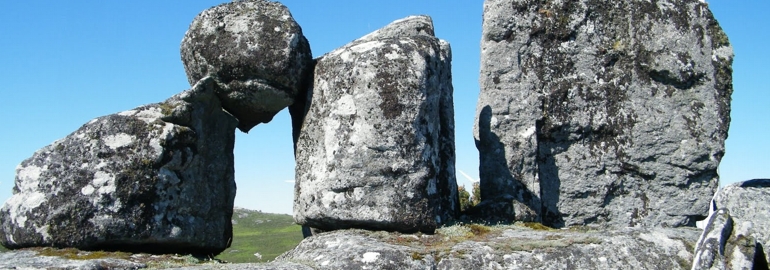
xmin=474 ymin=0 xmax=733 ymax=228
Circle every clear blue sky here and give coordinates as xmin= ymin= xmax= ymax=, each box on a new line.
xmin=0 ymin=1 xmax=766 ymax=215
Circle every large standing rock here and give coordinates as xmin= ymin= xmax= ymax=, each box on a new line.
xmin=293 ymin=16 xmax=457 ymax=233
xmin=474 ymin=0 xmax=733 ymax=227
xmin=181 ymin=0 xmax=313 ymax=132
xmin=0 ymin=77 xmax=237 ymax=255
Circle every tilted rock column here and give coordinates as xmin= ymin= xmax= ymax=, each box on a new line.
xmin=475 ymin=0 xmax=733 ymax=227
xmin=293 ymin=16 xmax=458 ymax=233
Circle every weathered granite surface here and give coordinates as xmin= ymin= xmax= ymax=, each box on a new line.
xmin=0 ymin=78 xmax=237 ymax=255
xmin=474 ymin=0 xmax=733 ymax=228
xmin=276 ymin=226 xmax=701 ymax=269
xmin=692 ymin=179 xmax=770 ymax=269
xmin=0 ymin=250 xmax=146 ymax=270
xmin=180 ymin=0 xmax=313 ymax=132
xmin=293 ymin=16 xmax=458 ymax=233
xmin=691 ymin=208 xmax=760 ymax=270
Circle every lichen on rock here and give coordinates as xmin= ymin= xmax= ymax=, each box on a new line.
xmin=474 ymin=0 xmax=733 ymax=228
xmin=180 ymin=0 xmax=313 ymax=132
xmin=293 ymin=15 xmax=458 ymax=233
xmin=0 ymin=77 xmax=237 ymax=255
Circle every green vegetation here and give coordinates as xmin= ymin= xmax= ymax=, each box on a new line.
xmin=458 ymin=183 xmax=481 ymax=212
xmin=216 ymin=208 xmax=304 ymax=263
xmin=36 ymin=247 xmax=132 ymax=260
xmin=521 ymin=222 xmax=555 ymax=231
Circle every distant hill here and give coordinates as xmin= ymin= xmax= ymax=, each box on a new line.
xmin=216 ymin=207 xmax=303 ymax=263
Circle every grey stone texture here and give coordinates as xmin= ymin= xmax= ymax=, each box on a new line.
xmin=691 ymin=208 xmax=761 ymax=270
xmin=180 ymin=0 xmax=313 ymax=132
xmin=692 ymin=179 xmax=770 ymax=269
xmin=276 ymin=226 xmax=701 ymax=269
xmin=0 ymin=250 xmax=146 ymax=270
xmin=293 ymin=16 xmax=458 ymax=233
xmin=474 ymin=0 xmax=734 ymax=228
xmin=0 ymin=78 xmax=237 ymax=255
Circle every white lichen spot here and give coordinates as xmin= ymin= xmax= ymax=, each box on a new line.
xmin=35 ymin=225 xmax=50 ymax=241
xmin=118 ymin=110 xmax=137 ymax=116
xmin=95 ymin=162 xmax=108 ymax=170
xmin=361 ymin=252 xmax=380 ymax=263
xmin=134 ymin=107 xmax=164 ymax=123
xmin=520 ymin=126 xmax=536 ymax=138
xmin=170 ymin=226 xmax=182 ymax=237
xmin=5 ymin=191 xmax=47 ymax=226
xmin=273 ymin=26 xmax=281 ymax=32
xmin=103 ymin=133 xmax=135 ymax=150
xmin=333 ymin=95 xmax=357 ymax=116
xmin=81 ymin=185 xmax=95 ymax=196
xmin=93 ymin=171 xmax=112 ymax=187
xmin=150 ymin=123 xmax=175 ymax=156
xmin=385 ymin=50 xmax=403 ymax=60
xmin=17 ymin=165 xmax=43 ymax=191
xmin=490 ymin=116 xmax=499 ymax=127
xmin=324 ymin=238 xmax=342 ymax=248
xmin=224 ymin=17 xmax=249 ymax=33
xmin=349 ymin=40 xmax=385 ymax=54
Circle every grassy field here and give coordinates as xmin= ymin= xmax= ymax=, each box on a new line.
xmin=216 ymin=207 xmax=304 ymax=263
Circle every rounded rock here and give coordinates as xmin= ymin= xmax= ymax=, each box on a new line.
xmin=180 ymin=0 xmax=312 ymax=132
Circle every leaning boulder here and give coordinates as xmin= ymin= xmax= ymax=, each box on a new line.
xmin=475 ymin=0 xmax=733 ymax=227
xmin=293 ymin=16 xmax=457 ymax=233
xmin=0 ymin=77 xmax=237 ymax=255
xmin=180 ymin=0 xmax=313 ymax=132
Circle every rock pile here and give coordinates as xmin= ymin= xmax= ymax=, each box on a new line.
xmin=0 ymin=0 xmax=313 ymax=255
xmin=293 ymin=16 xmax=458 ymax=233
xmin=474 ymin=0 xmax=734 ymax=228
xmin=0 ymin=0 xmax=752 ymax=268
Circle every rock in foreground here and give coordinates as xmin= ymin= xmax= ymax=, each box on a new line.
xmin=0 ymin=250 xmax=145 ymax=270
xmin=277 ymin=225 xmax=701 ymax=269
xmin=293 ymin=16 xmax=457 ymax=233
xmin=0 ymin=78 xmax=237 ymax=255
xmin=181 ymin=0 xmax=313 ymax=132
xmin=475 ymin=0 xmax=733 ymax=227
xmin=692 ymin=179 xmax=770 ymax=269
